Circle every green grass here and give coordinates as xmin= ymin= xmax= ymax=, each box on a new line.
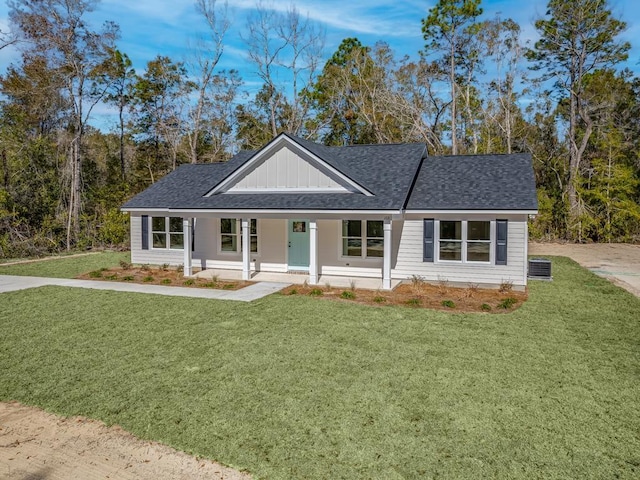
xmin=0 ymin=251 xmax=129 ymax=278
xmin=0 ymin=257 xmax=639 ymax=478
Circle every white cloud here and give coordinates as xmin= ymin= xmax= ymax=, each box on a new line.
xmin=226 ymin=0 xmax=426 ymax=37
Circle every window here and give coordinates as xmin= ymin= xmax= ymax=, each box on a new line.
xmin=437 ymin=220 xmax=491 ymax=263
xmin=151 ymin=217 xmax=183 ymax=249
xmin=439 ymin=221 xmax=462 ymax=261
xmin=342 ymin=220 xmax=384 ymax=259
xmin=220 ymin=219 xmax=257 ymax=253
xmin=467 ymin=221 xmax=491 ymax=262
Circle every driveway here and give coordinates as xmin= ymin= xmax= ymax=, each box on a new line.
xmin=529 ymin=242 xmax=640 ymax=297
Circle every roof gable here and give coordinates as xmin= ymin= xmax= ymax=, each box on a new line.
xmin=207 ymin=134 xmax=372 ymax=196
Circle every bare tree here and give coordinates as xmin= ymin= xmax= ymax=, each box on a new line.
xmin=186 ymin=0 xmax=230 ymax=163
xmin=243 ymin=1 xmax=324 ymax=138
xmin=0 ymin=26 xmax=18 ymax=50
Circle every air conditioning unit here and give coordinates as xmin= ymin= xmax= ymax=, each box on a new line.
xmin=528 ymin=258 xmax=552 ymax=280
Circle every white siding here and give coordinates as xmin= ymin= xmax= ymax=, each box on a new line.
xmin=130 ymin=214 xmax=528 ymax=287
xmin=392 ymin=214 xmax=528 ymax=287
xmin=228 ymin=146 xmax=347 ymax=191
xmin=130 ymin=215 xmax=184 ymax=266
xmin=317 ymin=220 xmax=383 ymax=277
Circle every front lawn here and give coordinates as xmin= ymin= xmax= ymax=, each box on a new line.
xmin=0 ymin=257 xmax=638 ymax=478
xmin=0 ymin=251 xmax=130 ymax=278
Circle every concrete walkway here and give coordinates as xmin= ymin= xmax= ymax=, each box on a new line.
xmin=0 ymin=275 xmax=290 ymax=302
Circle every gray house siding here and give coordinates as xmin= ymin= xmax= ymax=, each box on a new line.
xmin=392 ymin=214 xmax=528 ymax=288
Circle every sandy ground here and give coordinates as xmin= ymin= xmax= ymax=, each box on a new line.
xmin=0 ymin=402 xmax=250 ymax=480
xmin=529 ymin=242 xmax=640 ymax=297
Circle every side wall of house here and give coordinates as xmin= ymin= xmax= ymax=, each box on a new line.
xmin=392 ymin=213 xmax=528 ymax=287
xmin=130 ymin=215 xmax=184 ymax=265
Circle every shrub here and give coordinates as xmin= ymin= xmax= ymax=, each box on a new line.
xmin=340 ymin=290 xmax=356 ymax=299
xmin=141 ymin=264 xmax=151 ymax=272
xmin=288 ymin=288 xmax=298 ymax=295
xmin=176 ymin=265 xmax=184 ymax=273
xmin=463 ymin=283 xmax=479 ymax=298
xmin=406 ymin=298 xmax=421 ymax=306
xmin=183 ymin=279 xmax=195 ymax=286
xmin=498 ymin=297 xmax=518 ymax=309
xmin=143 ymin=276 xmax=154 ymax=282
xmin=373 ymin=296 xmax=386 ymax=303
xmin=309 ymin=288 xmax=323 ymax=296
xmin=119 ymin=260 xmax=132 ymax=270
xmin=481 ymin=303 xmax=492 ymax=311
xmin=123 ymin=275 xmax=134 ymax=281
xmin=499 ymin=279 xmax=514 ymax=293
xmin=410 ymin=274 xmax=425 ymax=287
xmin=161 ymin=278 xmax=172 ymax=285
xmin=202 ymin=282 xmax=217 ymax=288
xmin=161 ymin=263 xmax=170 ymax=271
xmin=441 ymin=299 xmax=456 ymax=308
xmin=222 ymin=283 xmax=235 ymax=290
xmin=105 ymin=274 xmax=119 ymax=281
xmin=437 ymin=276 xmax=450 ymax=294
xmin=88 ymin=270 xmax=103 ymax=278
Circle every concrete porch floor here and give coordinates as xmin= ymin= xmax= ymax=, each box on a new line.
xmin=194 ymin=268 xmax=403 ymax=291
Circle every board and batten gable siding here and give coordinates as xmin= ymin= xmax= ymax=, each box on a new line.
xmin=227 ymin=146 xmax=348 ymax=191
xmin=392 ymin=214 xmax=528 ymax=287
xmin=130 ymin=215 xmax=184 ymax=266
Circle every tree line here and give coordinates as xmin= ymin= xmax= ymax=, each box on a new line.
xmin=1 ymin=0 xmax=639 ymax=257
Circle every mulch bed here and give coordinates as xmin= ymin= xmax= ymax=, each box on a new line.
xmin=77 ymin=264 xmax=527 ymax=312
xmin=281 ymin=281 xmax=527 ymax=313
xmin=76 ymin=265 xmax=250 ymax=291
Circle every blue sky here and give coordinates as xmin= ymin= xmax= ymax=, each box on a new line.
xmin=1 ymin=0 xmax=639 ymax=128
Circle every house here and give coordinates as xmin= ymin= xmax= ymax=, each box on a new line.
xmin=121 ymin=133 xmax=538 ymax=290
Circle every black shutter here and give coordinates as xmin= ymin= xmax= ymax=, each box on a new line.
xmin=191 ymin=219 xmax=195 ymax=252
xmin=423 ymin=219 xmax=434 ymax=262
xmin=141 ymin=215 xmax=149 ymax=250
xmin=496 ymin=219 xmax=508 ymax=265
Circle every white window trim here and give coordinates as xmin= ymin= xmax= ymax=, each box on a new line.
xmin=150 ymin=216 xmax=184 ymax=250
xmin=435 ymin=219 xmax=494 ymax=265
xmin=217 ymin=218 xmax=259 ymax=256
xmin=339 ymin=220 xmax=385 ymax=261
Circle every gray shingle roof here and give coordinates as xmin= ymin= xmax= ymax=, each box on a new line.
xmin=122 ymin=135 xmax=537 ymax=212
xmin=123 ymin=135 xmax=426 ymax=211
xmin=406 ymin=153 xmax=538 ymax=210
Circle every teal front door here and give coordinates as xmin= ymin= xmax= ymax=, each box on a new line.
xmin=288 ymin=219 xmax=310 ymax=270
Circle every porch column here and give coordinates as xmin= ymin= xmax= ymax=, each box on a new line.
xmin=183 ymin=217 xmax=193 ymax=277
xmin=241 ymin=218 xmax=250 ymax=280
xmin=382 ymin=217 xmax=392 ymax=290
xmin=309 ymin=219 xmax=318 ymax=285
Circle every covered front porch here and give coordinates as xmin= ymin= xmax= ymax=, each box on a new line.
xmin=179 ymin=214 xmax=400 ymax=290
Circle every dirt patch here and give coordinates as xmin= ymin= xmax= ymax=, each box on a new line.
xmin=0 ymin=401 xmax=250 ymax=480
xmin=281 ymin=281 xmax=527 ymax=313
xmin=77 ymin=265 xmax=250 ymax=291
xmin=529 ymin=242 xmax=640 ymax=297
